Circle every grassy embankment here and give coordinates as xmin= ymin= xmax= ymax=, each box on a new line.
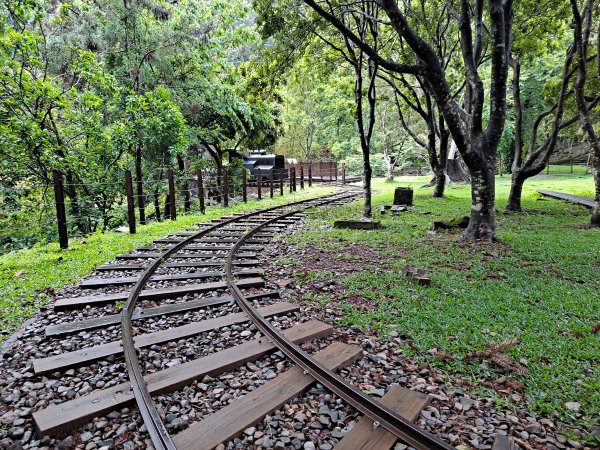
xmin=285 ymin=166 xmax=599 ymax=426
xmin=0 ymin=185 xmax=336 ymax=342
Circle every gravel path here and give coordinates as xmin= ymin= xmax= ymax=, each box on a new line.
xmin=2 ymin=203 xmax=596 ymax=450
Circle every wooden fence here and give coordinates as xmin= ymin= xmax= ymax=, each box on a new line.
xmin=51 ymin=161 xmax=345 ymax=249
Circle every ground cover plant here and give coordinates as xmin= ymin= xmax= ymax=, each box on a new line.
xmin=285 ymin=170 xmax=599 ymax=427
xmin=0 ymin=185 xmax=334 ymax=343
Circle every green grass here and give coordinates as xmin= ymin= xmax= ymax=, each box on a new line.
xmin=0 ymin=185 xmax=335 ymax=342
xmin=288 ymin=169 xmax=599 ymax=425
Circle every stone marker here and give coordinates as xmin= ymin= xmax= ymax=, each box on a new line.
xmin=394 ymin=187 xmax=413 ymax=206
xmin=333 ymin=220 xmax=382 ymax=230
xmin=390 ymin=205 xmax=407 ymax=213
xmin=433 ymin=216 xmax=469 ymax=230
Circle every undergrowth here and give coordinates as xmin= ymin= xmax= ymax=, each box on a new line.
xmin=288 ymin=170 xmax=599 ymax=425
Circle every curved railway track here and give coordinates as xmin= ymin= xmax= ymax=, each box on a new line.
xmin=4 ymin=187 xmax=455 ymax=450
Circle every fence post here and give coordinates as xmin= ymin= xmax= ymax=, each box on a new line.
xmin=320 ymin=161 xmax=324 ymax=181
xmin=216 ymin=166 xmax=222 ymax=204
xmin=308 ymin=164 xmax=312 ymax=187
xmin=153 ymin=192 xmax=161 ymax=221
xmin=292 ymin=167 xmax=297 ymax=192
xmin=223 ymin=169 xmax=229 ymax=207
xmin=257 ymin=168 xmax=262 ymax=200
xmin=269 ymin=169 xmax=274 ymax=198
xmin=197 ymin=170 xmax=205 ymax=214
xmin=289 ymin=167 xmax=293 ymax=193
xmin=300 ymin=165 xmax=304 ymax=189
xmin=335 ymin=161 xmax=338 ymax=181
xmin=178 ymin=157 xmax=191 ymax=212
xmin=183 ymin=187 xmax=191 ymax=212
xmin=280 ymin=168 xmax=284 ymax=195
xmin=168 ymin=168 xmax=176 ymax=220
xmin=342 ymin=163 xmax=346 ymax=184
xmin=242 ymin=169 xmax=247 ymax=203
xmin=330 ymin=162 xmax=333 ymax=181
xmin=136 ymin=177 xmax=146 ymax=225
xmin=125 ymin=170 xmax=136 ymax=234
xmin=53 ymin=170 xmax=68 ymax=249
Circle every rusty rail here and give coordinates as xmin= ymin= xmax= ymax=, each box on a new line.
xmin=224 ymin=195 xmax=454 ymax=450
xmin=120 ymin=189 xmax=355 ymax=450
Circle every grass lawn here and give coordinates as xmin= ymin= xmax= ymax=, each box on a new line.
xmin=0 ymin=185 xmax=335 ymax=343
xmin=286 ymin=167 xmax=599 ymax=425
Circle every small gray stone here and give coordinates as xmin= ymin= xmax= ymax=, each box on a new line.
xmin=80 ymin=431 xmax=94 ymax=442
xmin=369 ymin=388 xmax=385 ymax=397
xmin=57 ymin=436 xmax=73 ymax=449
xmin=9 ymin=428 xmax=24 ymax=440
xmin=115 ymin=423 xmax=128 ymax=436
xmin=525 ymin=423 xmax=542 ymax=435
xmin=304 ymin=442 xmax=316 ymax=450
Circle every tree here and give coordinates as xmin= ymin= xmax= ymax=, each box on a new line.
xmin=379 ymin=74 xmax=454 ymax=196
xmin=301 ymin=0 xmax=515 ymax=241
xmin=570 ymin=0 xmax=600 ymax=226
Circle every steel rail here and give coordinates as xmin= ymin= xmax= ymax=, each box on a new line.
xmin=121 ymin=189 xmax=353 ymax=450
xmin=225 ymin=196 xmax=455 ymax=450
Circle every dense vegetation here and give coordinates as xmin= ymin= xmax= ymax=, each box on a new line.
xmin=0 ymin=0 xmax=281 ymax=252
xmin=1 ymin=0 xmax=598 ymax=251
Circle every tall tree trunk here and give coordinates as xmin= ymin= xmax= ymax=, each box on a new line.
xmin=592 ymin=169 xmax=600 ymax=227
xmin=506 ymin=169 xmax=525 ymax=212
xmin=386 ymin=160 xmax=394 ymax=182
xmin=135 ymin=143 xmax=145 ymax=225
xmin=363 ymin=155 xmax=372 ymax=218
xmin=432 ymin=120 xmax=450 ymax=198
xmin=432 ymin=165 xmax=446 ymax=198
xmin=570 ymin=0 xmax=600 ymax=227
xmin=464 ymin=161 xmax=496 ymax=241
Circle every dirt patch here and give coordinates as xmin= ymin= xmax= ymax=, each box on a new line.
xmin=297 ymin=242 xmax=390 ymax=272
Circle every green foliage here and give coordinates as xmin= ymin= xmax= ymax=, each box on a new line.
xmin=0 ymin=0 xmax=283 ymax=252
xmin=345 ymin=153 xmax=386 ymax=177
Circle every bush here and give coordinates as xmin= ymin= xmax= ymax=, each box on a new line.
xmin=344 ymin=154 xmax=387 ymax=177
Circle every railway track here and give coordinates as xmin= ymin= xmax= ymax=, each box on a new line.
xmin=1 ymin=187 xmax=455 ymax=450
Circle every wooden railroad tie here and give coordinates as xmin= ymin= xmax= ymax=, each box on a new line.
xmin=33 ymin=320 xmax=333 ymax=436
xmin=79 ymin=268 xmax=262 ymax=289
xmin=172 ymin=341 xmax=363 ymax=450
xmin=116 ymin=251 xmax=258 ymax=260
xmin=53 ymin=277 xmax=265 ymax=310
xmin=45 ymin=291 xmax=279 ymax=337
xmin=96 ymin=259 xmax=261 ymax=271
xmin=33 ymin=302 xmax=298 ymax=374
xmin=335 ymin=385 xmax=430 ymax=450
